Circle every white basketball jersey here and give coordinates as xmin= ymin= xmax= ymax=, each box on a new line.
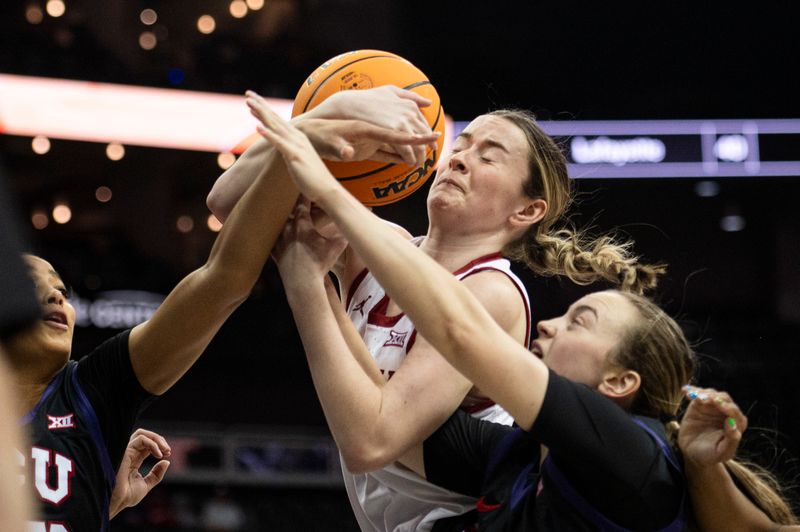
xmin=342 ymin=245 xmax=532 ymax=532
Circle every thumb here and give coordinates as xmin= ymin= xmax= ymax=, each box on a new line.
xmin=339 ymin=144 xmax=356 ymax=161
xmin=143 ymin=460 xmax=170 ymax=489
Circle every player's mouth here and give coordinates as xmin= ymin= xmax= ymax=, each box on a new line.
xmin=42 ymin=310 xmax=69 ymax=331
xmin=530 ymin=341 xmax=545 ymax=359
xmin=438 ymin=178 xmax=465 ymax=193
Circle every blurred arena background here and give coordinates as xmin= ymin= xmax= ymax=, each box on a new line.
xmin=1 ymin=1 xmax=798 ymax=529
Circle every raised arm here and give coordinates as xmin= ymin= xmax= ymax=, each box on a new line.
xmin=127 ymin=122 xmax=299 ymax=394
xmin=207 ymin=86 xmax=436 ymax=222
xmin=678 ymin=386 xmax=799 ymax=531
xmin=130 ymin=88 xmax=439 ymax=395
xmin=252 ymin=95 xmax=549 ymax=431
xmin=275 ymin=199 xmax=527 ymax=472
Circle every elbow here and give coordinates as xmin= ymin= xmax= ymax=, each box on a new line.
xmin=205 ymin=186 xmax=230 ymax=223
xmin=338 ymin=441 xmax=395 ymax=474
xmin=439 ymin=310 xmax=481 ymax=360
xmin=341 ymin=448 xmax=391 ymax=475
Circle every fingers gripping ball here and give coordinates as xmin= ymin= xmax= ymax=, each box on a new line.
xmin=293 ymin=50 xmax=445 ymax=206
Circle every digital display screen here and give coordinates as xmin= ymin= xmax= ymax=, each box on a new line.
xmin=451 ymin=119 xmax=800 ymax=178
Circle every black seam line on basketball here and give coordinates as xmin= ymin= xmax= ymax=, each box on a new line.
xmin=402 ymin=80 xmax=431 ymax=91
xmin=336 ymin=103 xmax=442 ymax=182
xmin=431 ymin=101 xmax=443 ymax=130
xmin=300 ymin=54 xmax=404 ymax=113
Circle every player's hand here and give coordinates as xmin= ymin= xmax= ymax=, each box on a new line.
xmin=273 ymin=197 xmax=348 ymax=291
xmin=295 ymin=117 xmax=439 ymax=166
xmin=302 ymin=85 xmax=435 ymax=167
xmin=247 ymin=91 xmax=341 ymax=203
xmin=678 ymin=386 xmax=747 ymax=467
xmin=109 ymin=428 xmax=171 ymax=519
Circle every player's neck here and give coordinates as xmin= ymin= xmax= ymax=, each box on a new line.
xmin=419 ymin=231 xmax=506 ymax=272
xmin=4 ymin=345 xmax=65 ymax=416
xmin=10 ymin=377 xmax=50 ymax=419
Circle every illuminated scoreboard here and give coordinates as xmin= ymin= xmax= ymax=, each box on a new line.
xmin=451 ymin=119 xmax=800 ymax=179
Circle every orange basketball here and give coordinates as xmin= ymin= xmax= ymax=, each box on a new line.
xmin=292 ymin=50 xmax=445 ymax=206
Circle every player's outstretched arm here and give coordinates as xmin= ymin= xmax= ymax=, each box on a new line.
xmin=110 ymin=428 xmax=171 ymax=519
xmin=127 ymin=120 xmax=299 ymax=394
xmin=275 ymin=202 xmax=471 ymax=472
xmin=677 ymin=386 xmax=794 ymax=532
xmin=206 ymin=87 xmax=436 ymax=222
xmin=253 ymin=95 xmax=549 ymax=432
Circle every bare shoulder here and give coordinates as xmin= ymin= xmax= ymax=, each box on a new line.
xmin=460 ymin=269 xmax=527 ymax=329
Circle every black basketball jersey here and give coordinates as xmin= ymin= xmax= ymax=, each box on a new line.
xmin=19 ymin=330 xmax=153 ymax=532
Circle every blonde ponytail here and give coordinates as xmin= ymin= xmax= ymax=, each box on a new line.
xmin=486 ymin=109 xmax=665 ymax=294
xmin=505 ymin=227 xmax=666 ymax=295
xmin=726 ymin=459 xmax=799 ymax=525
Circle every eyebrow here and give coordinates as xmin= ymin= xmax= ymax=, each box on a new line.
xmin=455 ymin=132 xmax=511 ymax=154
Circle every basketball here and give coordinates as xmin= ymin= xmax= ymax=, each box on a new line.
xmin=292 ymin=50 xmax=445 ymax=206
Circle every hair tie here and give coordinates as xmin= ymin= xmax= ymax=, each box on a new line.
xmin=659 ymin=412 xmax=678 ymax=424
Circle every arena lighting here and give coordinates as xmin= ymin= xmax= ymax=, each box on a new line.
xmin=106 ymin=142 xmax=125 ymax=160
xmin=31 ymin=209 xmax=49 ymax=230
xmin=31 ymin=135 xmax=51 ymax=154
xmin=52 ymin=202 xmax=72 ymax=224
xmin=140 ymin=9 xmax=157 ymax=26
xmin=46 ymin=0 xmax=65 ymax=18
xmin=176 ymin=215 xmax=194 ymax=233
xmin=0 ymin=74 xmax=290 ymax=153
xmin=139 ymin=31 xmax=157 ymax=50
xmin=5 ymin=73 xmax=794 ymax=179
xmin=230 ymin=0 xmax=248 ymax=18
xmin=207 ymin=214 xmax=223 ymax=232
xmin=26 ymin=6 xmax=44 ymax=24
xmin=720 ymin=214 xmax=746 ymax=232
xmin=694 ymin=180 xmax=720 ymax=198
xmin=197 ymin=15 xmax=216 ymax=34
xmin=95 ymin=186 xmax=112 ymax=203
xmin=217 ymin=152 xmax=236 ymax=169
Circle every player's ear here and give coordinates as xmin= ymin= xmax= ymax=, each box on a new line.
xmin=510 ymin=198 xmax=546 ymax=229
xmin=598 ymin=368 xmax=641 ymax=407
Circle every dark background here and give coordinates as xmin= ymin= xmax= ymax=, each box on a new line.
xmin=2 ymin=0 xmax=798 ymax=527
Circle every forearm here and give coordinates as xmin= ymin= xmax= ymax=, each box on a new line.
xmin=207 ymin=115 xmax=314 ymax=222
xmin=686 ymin=461 xmax=776 ymax=532
xmin=285 ymin=280 xmax=394 ymax=470
xmin=323 ymin=281 xmax=384 ymax=386
xmin=205 ymin=154 xmax=298 ymax=295
xmin=131 ymin=145 xmax=298 ymax=394
xmin=207 ymin=138 xmax=276 ymax=222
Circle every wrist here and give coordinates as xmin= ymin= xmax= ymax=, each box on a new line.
xmin=313 ymin=183 xmax=351 ymax=216
xmin=283 ymin=274 xmax=326 ymax=302
xmin=684 ymin=459 xmax=727 ymax=485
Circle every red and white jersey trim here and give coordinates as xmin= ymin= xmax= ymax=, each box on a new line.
xmin=342 ymin=238 xmax=531 ymax=531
